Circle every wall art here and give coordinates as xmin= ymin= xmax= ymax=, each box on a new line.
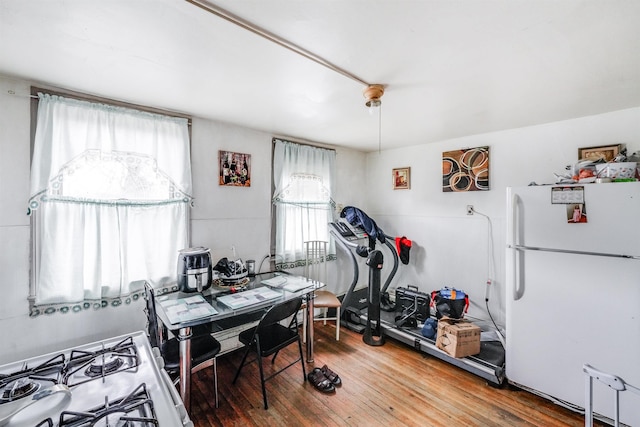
xmin=219 ymin=150 xmax=251 ymax=187
xmin=442 ymin=146 xmax=489 ymax=192
xmin=578 ymin=144 xmax=621 ymax=162
xmin=393 ymin=167 xmax=411 ymax=190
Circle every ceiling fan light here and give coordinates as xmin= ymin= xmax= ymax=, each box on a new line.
xmin=365 ymin=99 xmax=381 ymax=108
xmin=363 ymin=84 xmax=385 ymax=108
xmin=362 ymin=84 xmax=385 ymax=153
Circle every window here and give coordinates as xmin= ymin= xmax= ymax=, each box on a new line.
xmin=272 ymin=139 xmax=336 ymax=269
xmin=28 ymin=93 xmax=192 ymax=316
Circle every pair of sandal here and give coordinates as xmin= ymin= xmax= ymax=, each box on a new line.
xmin=307 ymin=364 xmax=342 ymax=394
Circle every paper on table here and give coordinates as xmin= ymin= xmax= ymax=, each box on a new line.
xmin=281 ymin=276 xmax=314 ymax=292
xmin=158 ymin=294 xmax=218 ymax=324
xmin=261 ymin=276 xmax=288 ymax=288
xmin=217 ymin=287 xmax=282 ymax=309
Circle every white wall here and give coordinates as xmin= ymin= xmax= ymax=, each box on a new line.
xmin=365 ymin=108 xmax=640 ymax=328
xmin=2 ymin=71 xmax=638 ymax=363
xmin=0 ymin=74 xmax=367 ymax=364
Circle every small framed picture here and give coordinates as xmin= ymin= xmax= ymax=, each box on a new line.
xmin=578 ymin=144 xmax=621 ymax=162
xmin=566 ymin=203 xmax=588 ymax=223
xmin=219 ymin=150 xmax=251 ymax=187
xmin=393 ymin=167 xmax=411 ymax=190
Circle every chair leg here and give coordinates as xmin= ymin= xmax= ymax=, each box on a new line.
xmin=336 ymin=307 xmax=340 ymax=341
xmin=255 ymin=339 xmax=268 ymax=410
xmin=213 ymin=357 xmax=219 ymax=408
xmin=298 ymin=336 xmax=307 ymax=381
xmin=258 ymin=357 xmax=268 ymax=409
xmin=296 ymin=336 xmax=307 ymax=382
xmin=233 ymin=344 xmax=252 ymax=384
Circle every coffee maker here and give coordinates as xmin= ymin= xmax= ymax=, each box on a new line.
xmin=177 ymin=247 xmax=213 ymax=293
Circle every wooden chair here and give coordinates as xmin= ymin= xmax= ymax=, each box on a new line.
xmin=232 ymin=297 xmax=306 ymax=409
xmin=302 ymin=240 xmax=341 ymax=341
xmin=144 ymin=282 xmax=221 ymax=407
xmin=583 ymin=363 xmax=640 ymax=427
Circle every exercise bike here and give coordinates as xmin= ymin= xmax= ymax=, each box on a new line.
xmin=329 ymin=217 xmax=399 ymax=344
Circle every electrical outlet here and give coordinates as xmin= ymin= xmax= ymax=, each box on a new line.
xmin=466 ymin=205 xmax=474 ymax=215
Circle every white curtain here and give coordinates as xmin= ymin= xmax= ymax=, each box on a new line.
xmin=29 ymin=94 xmax=191 ymax=312
xmin=272 ymin=139 xmax=335 ymax=269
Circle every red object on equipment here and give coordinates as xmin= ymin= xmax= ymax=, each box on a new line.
xmin=395 ymin=236 xmax=412 ymax=264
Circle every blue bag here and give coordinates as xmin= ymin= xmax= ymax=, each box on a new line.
xmin=430 ymin=287 xmax=469 ymax=319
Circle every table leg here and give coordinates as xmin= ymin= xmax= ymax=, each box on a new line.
xmin=306 ymin=293 xmax=314 ymax=363
xmin=178 ymin=326 xmax=192 ymax=410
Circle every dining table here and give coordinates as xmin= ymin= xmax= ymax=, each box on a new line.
xmin=153 ymin=271 xmax=325 ymax=409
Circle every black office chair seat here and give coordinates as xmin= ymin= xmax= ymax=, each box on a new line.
xmin=232 ymin=297 xmax=306 ymax=409
xmin=162 ymin=334 xmax=221 ymax=373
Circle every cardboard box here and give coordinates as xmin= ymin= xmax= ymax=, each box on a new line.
xmin=436 ymin=318 xmax=481 ymax=358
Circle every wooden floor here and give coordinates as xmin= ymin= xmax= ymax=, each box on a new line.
xmin=188 ymin=323 xmax=601 ymax=427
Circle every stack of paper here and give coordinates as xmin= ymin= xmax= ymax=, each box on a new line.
xmin=281 ymin=276 xmax=314 ymax=292
xmin=261 ymin=276 xmax=288 ymax=288
xmin=158 ymin=294 xmax=218 ymax=324
xmin=217 ymin=287 xmax=282 ymax=309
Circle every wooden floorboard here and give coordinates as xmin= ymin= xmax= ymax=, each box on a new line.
xmin=187 ymin=323 xmax=604 ymax=427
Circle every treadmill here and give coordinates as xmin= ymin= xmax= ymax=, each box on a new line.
xmin=329 ymin=219 xmax=506 ymax=386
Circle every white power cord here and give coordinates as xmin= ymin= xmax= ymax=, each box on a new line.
xmin=471 ymin=207 xmax=505 ymax=343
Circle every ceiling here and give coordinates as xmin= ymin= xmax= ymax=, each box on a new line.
xmin=1 ymin=0 xmax=639 ymax=153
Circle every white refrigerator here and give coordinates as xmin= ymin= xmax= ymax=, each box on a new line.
xmin=506 ymin=182 xmax=640 ymax=425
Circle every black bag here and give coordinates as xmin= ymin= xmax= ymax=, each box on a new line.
xmin=394 ymin=285 xmax=430 ymax=327
xmin=213 ymin=257 xmax=247 ymax=281
xmin=430 ymin=287 xmax=469 ymax=319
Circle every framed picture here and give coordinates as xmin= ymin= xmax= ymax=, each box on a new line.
xmin=578 ymin=144 xmax=621 ymax=162
xmin=442 ymin=146 xmax=489 ymax=192
xmin=393 ymin=167 xmax=411 ymax=190
xmin=219 ymin=150 xmax=251 ymax=187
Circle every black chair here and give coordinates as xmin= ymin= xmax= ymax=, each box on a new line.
xmin=232 ymin=297 xmax=307 ymax=409
xmin=144 ymin=282 xmax=221 ymax=407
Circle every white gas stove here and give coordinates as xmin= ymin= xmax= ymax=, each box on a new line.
xmin=0 ymin=331 xmax=191 ymax=426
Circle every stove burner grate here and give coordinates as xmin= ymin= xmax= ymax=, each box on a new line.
xmin=65 ymin=336 xmax=139 ymax=386
xmin=0 ymin=378 xmax=41 ymax=402
xmin=57 ymin=383 xmax=158 ymax=426
xmin=84 ymin=356 xmax=124 ymax=378
xmin=0 ymin=353 xmax=65 ymax=395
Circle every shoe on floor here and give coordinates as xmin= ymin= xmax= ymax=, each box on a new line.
xmin=320 ymin=364 xmax=341 ymax=386
xmin=308 ymin=368 xmax=336 ymax=393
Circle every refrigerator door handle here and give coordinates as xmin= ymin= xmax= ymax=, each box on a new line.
xmin=510 ymin=193 xmax=526 ymax=301
xmin=509 ymin=193 xmax=518 ymax=248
